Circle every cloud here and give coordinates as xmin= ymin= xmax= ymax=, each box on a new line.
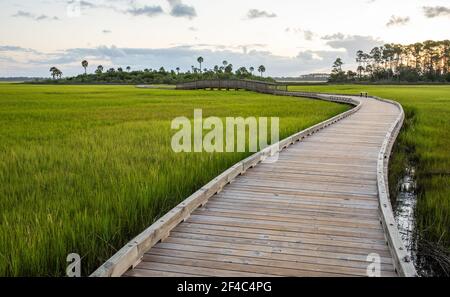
xmin=36 ymin=15 xmax=59 ymax=21
xmin=126 ymin=5 xmax=164 ymax=17
xmin=78 ymin=1 xmax=97 ymax=8
xmin=66 ymin=0 xmax=97 ymax=8
xmin=66 ymin=0 xmax=195 ymax=19
xmin=324 ymin=34 xmax=384 ymax=56
xmin=12 ymin=11 xmax=34 ymax=18
xmin=12 ymin=10 xmax=59 ymax=21
xmin=1 ymin=32 xmax=384 ymax=77
xmin=386 ymin=15 xmax=410 ymax=27
xmin=0 ymin=45 xmax=36 ymax=52
xmin=247 ymin=9 xmax=277 ymax=19
xmin=321 ymin=33 xmax=345 ymax=40
xmin=2 ymin=43 xmax=349 ymax=77
xmin=286 ymin=28 xmax=315 ymax=41
xmin=423 ymin=6 xmax=450 ymax=18
xmin=167 ymin=0 xmax=197 ymax=19
xmin=303 ymin=30 xmax=314 ymax=41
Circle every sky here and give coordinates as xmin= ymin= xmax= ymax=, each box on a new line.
xmin=0 ymin=0 xmax=449 ymax=77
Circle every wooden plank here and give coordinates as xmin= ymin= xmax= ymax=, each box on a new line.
xmin=168 ymin=231 xmax=393 ymax=262
xmin=219 ymin=185 xmax=379 ymax=201
xmin=178 ymin=222 xmax=388 ymax=246
xmin=222 ymin=184 xmax=379 ymax=200
xmin=205 ymin=199 xmax=381 ymax=219
xmin=196 ymin=204 xmax=382 ymax=226
xmin=173 ymin=224 xmax=391 ymax=254
xmin=192 ymin=208 xmax=383 ymax=230
xmin=124 ymin=268 xmax=203 ymax=277
xmin=136 ymin=261 xmax=275 ymax=277
xmin=216 ymin=190 xmax=380 ymax=208
xmin=144 ymin=250 xmax=397 ymax=277
xmin=147 ymin=241 xmax=394 ymax=277
xmin=143 ymin=253 xmax=345 ymax=277
xmin=186 ymin=215 xmax=387 ymax=240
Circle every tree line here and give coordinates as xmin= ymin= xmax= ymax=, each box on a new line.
xmin=43 ymin=57 xmax=270 ymax=84
xmin=330 ymin=40 xmax=450 ymax=83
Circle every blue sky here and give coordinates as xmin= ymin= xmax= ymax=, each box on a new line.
xmin=0 ymin=0 xmax=449 ymax=77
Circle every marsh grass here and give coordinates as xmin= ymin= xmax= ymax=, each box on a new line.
xmin=0 ymin=84 xmax=349 ymax=276
xmin=289 ymin=84 xmax=450 ymax=254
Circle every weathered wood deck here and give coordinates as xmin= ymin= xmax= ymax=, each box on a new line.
xmin=93 ymin=81 xmax=417 ymax=277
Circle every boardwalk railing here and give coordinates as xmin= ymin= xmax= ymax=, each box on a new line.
xmin=372 ymin=96 xmax=416 ymax=277
xmin=92 ymin=80 xmax=416 ymax=277
xmin=176 ymin=79 xmax=288 ymax=93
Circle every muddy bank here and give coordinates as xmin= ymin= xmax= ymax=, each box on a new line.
xmin=392 ymin=163 xmax=450 ymax=277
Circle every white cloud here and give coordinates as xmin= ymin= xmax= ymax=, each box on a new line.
xmin=167 ymin=0 xmax=197 ymax=19
xmin=386 ymin=15 xmax=410 ymax=27
xmin=286 ymin=28 xmax=315 ymax=41
xmin=0 ymin=44 xmax=352 ymax=77
xmin=126 ymin=6 xmax=164 ymax=17
xmin=247 ymin=9 xmax=277 ymax=19
xmin=423 ymin=6 xmax=450 ymax=18
xmin=324 ymin=34 xmax=384 ymax=56
xmin=12 ymin=10 xmax=59 ymax=21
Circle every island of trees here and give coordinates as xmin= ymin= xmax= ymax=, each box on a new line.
xmin=330 ymin=40 xmax=450 ymax=83
xmin=40 ymin=40 xmax=450 ymax=85
xmin=42 ymin=58 xmax=271 ymax=85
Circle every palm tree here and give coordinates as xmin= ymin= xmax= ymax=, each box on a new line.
xmin=49 ymin=67 xmax=62 ymax=79
xmin=249 ymin=66 xmax=255 ymax=75
xmin=258 ymin=65 xmax=266 ymax=77
xmin=126 ymin=66 xmax=131 ymax=72
xmin=81 ymin=60 xmax=88 ymax=75
xmin=197 ymin=57 xmax=204 ymax=73
xmin=49 ymin=67 xmax=57 ymax=79
xmin=222 ymin=60 xmax=228 ymax=68
xmin=96 ymin=65 xmax=104 ymax=75
xmin=225 ymin=64 xmax=233 ymax=73
xmin=176 ymin=67 xmax=180 ymax=75
xmin=56 ymin=69 xmax=63 ymax=79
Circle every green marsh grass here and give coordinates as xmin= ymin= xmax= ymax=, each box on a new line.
xmin=289 ymin=84 xmax=450 ymax=251
xmin=0 ymin=84 xmax=349 ymax=276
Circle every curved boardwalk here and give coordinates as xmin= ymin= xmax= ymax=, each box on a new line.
xmin=93 ymin=81 xmax=416 ymax=277
xmin=123 ymin=94 xmax=400 ymax=277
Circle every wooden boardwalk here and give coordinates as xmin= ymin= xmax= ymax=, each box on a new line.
xmin=93 ymin=81 xmax=417 ymax=277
